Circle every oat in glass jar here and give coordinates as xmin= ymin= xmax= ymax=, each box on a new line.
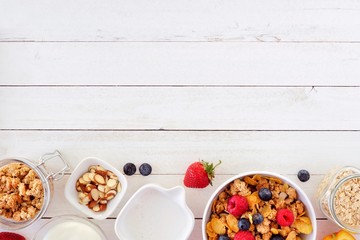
xmin=317 ymin=166 xmax=360 ymax=233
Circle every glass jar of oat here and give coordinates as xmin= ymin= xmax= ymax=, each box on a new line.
xmin=317 ymin=166 xmax=360 ymax=233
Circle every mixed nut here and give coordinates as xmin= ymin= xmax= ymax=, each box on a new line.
xmin=76 ymin=165 xmax=121 ymax=212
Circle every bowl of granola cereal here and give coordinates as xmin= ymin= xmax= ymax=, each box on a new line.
xmin=0 ymin=151 xmax=69 ymax=230
xmin=202 ymin=171 xmax=317 ymax=240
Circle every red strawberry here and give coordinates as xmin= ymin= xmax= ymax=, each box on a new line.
xmin=227 ymin=195 xmax=249 ymax=217
xmin=276 ymin=208 xmax=295 ymax=226
xmin=0 ymin=232 xmax=26 ymax=240
xmin=234 ymin=231 xmax=255 ymax=240
xmin=183 ymin=160 xmax=221 ymax=188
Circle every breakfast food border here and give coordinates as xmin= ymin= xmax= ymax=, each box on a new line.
xmin=2 ymin=1 xmax=360 ymax=238
xmin=0 ymin=149 xmax=359 ymax=239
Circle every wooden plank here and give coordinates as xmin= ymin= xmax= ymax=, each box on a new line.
xmin=1 ymin=131 xmax=360 ymax=176
xmin=1 ymin=0 xmax=360 ymax=42
xmin=1 ymin=131 xmax=360 ymax=217
xmin=1 ymin=87 xmax=360 ymax=130
xmin=1 ymin=42 xmax=360 ymax=86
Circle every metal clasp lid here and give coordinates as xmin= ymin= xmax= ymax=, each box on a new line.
xmin=37 ymin=150 xmax=70 ymax=181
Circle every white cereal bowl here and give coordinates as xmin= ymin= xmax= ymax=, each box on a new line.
xmin=115 ymin=183 xmax=195 ymax=240
xmin=64 ymin=157 xmax=128 ymax=220
xmin=202 ymin=171 xmax=317 ymax=240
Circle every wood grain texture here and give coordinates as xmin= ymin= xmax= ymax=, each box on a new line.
xmin=1 ymin=0 xmax=360 ymax=238
xmin=1 ymin=42 xmax=360 ymax=85
xmin=1 ymin=87 xmax=360 ymax=130
xmin=1 ymin=131 xmax=360 ymax=238
xmin=1 ymin=131 xmax=360 ymax=176
xmin=1 ymin=0 xmax=360 ymax=42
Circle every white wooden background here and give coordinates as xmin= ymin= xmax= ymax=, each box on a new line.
xmin=1 ymin=0 xmax=360 ymax=239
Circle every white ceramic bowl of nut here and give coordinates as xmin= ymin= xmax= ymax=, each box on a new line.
xmin=202 ymin=171 xmax=317 ymax=240
xmin=64 ymin=157 xmax=127 ymax=220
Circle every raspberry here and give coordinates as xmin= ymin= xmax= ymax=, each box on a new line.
xmin=234 ymin=231 xmax=255 ymax=240
xmin=227 ymin=195 xmax=249 ymax=217
xmin=276 ymin=208 xmax=295 ymax=226
xmin=0 ymin=232 xmax=26 ymax=240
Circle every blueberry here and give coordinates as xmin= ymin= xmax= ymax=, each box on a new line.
xmin=123 ymin=163 xmax=136 ymax=176
xmin=297 ymin=169 xmax=310 ymax=182
xmin=218 ymin=235 xmax=230 ymax=240
xmin=139 ymin=163 xmax=152 ymax=176
xmin=270 ymin=235 xmax=285 ymax=240
xmin=252 ymin=213 xmax=264 ymax=225
xmin=258 ymin=188 xmax=272 ymax=201
xmin=238 ymin=218 xmax=250 ymax=230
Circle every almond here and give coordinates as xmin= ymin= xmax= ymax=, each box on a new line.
xmin=78 ymin=192 xmax=87 ymax=199
xmin=107 ymin=171 xmax=118 ymax=180
xmin=98 ymin=191 xmax=105 ymax=199
xmin=105 ymin=190 xmax=117 ymax=200
xmin=97 ymin=184 xmax=106 ymax=193
xmin=88 ymin=165 xmax=97 ymax=173
xmin=80 ymin=195 xmax=91 ymax=205
xmin=85 ymin=184 xmax=96 ymax=193
xmin=76 ymin=181 xmax=82 ymax=192
xmin=94 ymin=174 xmax=106 ymax=185
xmin=90 ymin=188 xmax=99 ymax=201
xmin=76 ymin=164 xmax=119 ymax=213
xmin=92 ymin=204 xmax=100 ymax=212
xmin=104 ymin=185 xmax=111 ymax=193
xmin=95 ymin=169 xmax=108 ymax=178
xmin=107 ymin=178 xmax=118 ymax=189
xmin=79 ymin=177 xmax=89 ymax=185
xmin=82 ymin=172 xmax=91 ymax=182
xmin=96 ymin=165 xmax=106 ymax=171
xmin=99 ymin=204 xmax=107 ymax=211
xmin=88 ymin=172 xmax=96 ymax=182
xmin=88 ymin=200 xmax=98 ymax=209
xmin=117 ymin=182 xmax=122 ymax=193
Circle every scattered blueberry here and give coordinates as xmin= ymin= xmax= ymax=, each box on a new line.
xmin=297 ymin=169 xmax=310 ymax=182
xmin=238 ymin=218 xmax=250 ymax=230
xmin=258 ymin=187 xmax=272 ymax=201
xmin=218 ymin=235 xmax=230 ymax=240
xmin=270 ymin=235 xmax=285 ymax=240
xmin=139 ymin=163 xmax=152 ymax=176
xmin=123 ymin=163 xmax=136 ymax=176
xmin=252 ymin=213 xmax=264 ymax=225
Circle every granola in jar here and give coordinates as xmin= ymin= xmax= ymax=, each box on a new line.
xmin=0 ymin=162 xmax=44 ymax=221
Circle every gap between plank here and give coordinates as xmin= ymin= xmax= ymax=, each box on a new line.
xmin=1 ymin=85 xmax=360 ymax=88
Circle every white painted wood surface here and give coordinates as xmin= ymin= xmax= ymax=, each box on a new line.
xmin=1 ymin=43 xmax=360 ymax=86
xmin=1 ymin=0 xmax=360 ymax=239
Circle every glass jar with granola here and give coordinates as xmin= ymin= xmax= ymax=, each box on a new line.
xmin=317 ymin=166 xmax=360 ymax=233
xmin=0 ymin=150 xmax=69 ymax=230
